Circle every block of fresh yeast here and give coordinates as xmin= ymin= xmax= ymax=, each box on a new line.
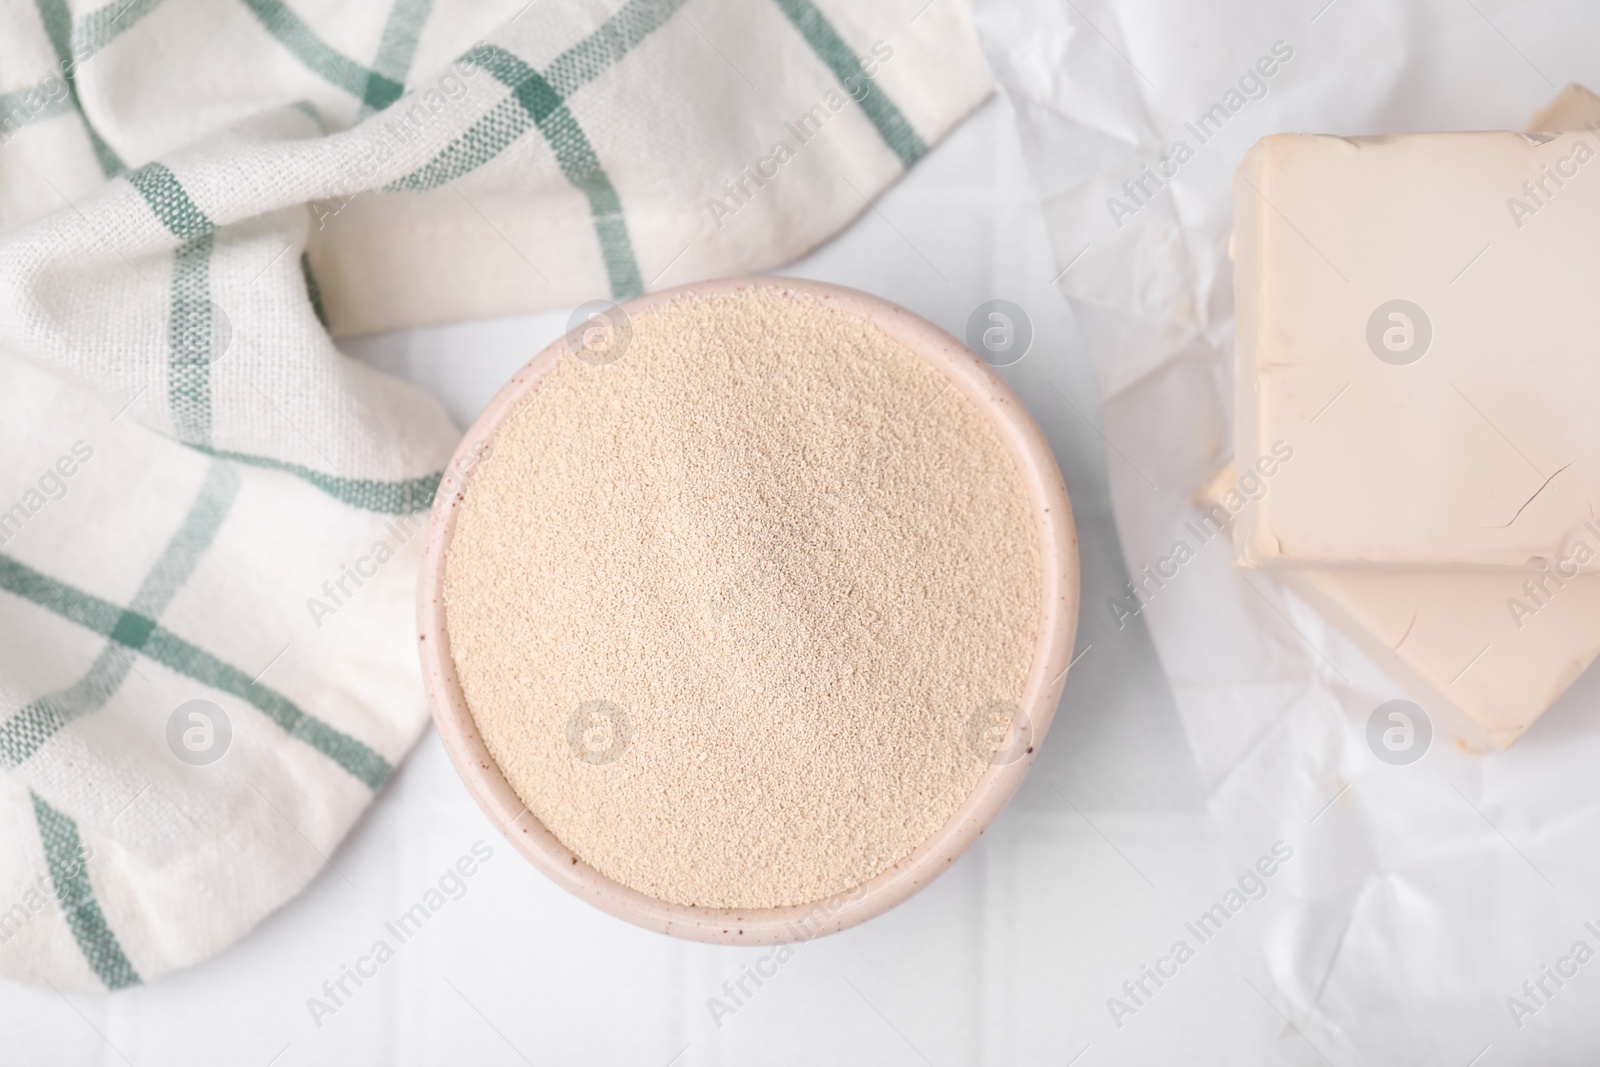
xmin=1532 ymin=83 xmax=1600 ymax=134
xmin=1201 ymin=464 xmax=1600 ymax=749
xmin=1232 ymin=127 xmax=1600 ymax=569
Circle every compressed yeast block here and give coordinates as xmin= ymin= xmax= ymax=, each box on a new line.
xmin=1232 ymin=126 xmax=1600 ymax=569
xmin=1201 ymin=464 xmax=1600 ymax=748
xmin=1531 ymin=83 xmax=1600 ymax=133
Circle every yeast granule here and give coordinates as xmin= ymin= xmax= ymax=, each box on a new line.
xmin=443 ymin=289 xmax=1039 ymax=909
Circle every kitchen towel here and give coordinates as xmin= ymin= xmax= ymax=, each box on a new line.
xmin=0 ymin=0 xmax=991 ymax=989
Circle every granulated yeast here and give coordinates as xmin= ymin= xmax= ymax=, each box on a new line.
xmin=444 ymin=288 xmax=1040 ymax=909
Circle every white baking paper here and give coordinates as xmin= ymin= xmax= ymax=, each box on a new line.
xmin=973 ymin=0 xmax=1600 ymax=1062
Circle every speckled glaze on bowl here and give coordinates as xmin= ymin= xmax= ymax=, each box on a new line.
xmin=416 ymin=276 xmax=1079 ymax=945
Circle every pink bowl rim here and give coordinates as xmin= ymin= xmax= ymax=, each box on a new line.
xmin=416 ymin=276 xmax=1080 ymax=945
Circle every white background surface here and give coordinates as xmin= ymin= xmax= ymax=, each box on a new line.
xmin=0 ymin=96 xmax=1322 ymax=1064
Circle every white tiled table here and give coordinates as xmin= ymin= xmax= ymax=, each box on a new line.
xmin=0 ymin=95 xmax=1315 ymax=1066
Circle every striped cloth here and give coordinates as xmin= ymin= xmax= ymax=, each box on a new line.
xmin=0 ymin=0 xmax=991 ymax=988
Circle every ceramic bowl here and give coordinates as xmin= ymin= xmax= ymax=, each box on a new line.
xmin=416 ymin=276 xmax=1079 ymax=944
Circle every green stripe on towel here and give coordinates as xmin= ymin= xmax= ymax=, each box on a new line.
xmin=422 ymin=44 xmax=644 ymax=298
xmin=32 ymin=792 xmax=140 ymax=990
xmin=0 ymin=82 xmax=75 ymax=137
xmin=239 ymin=0 xmax=403 ymax=110
xmin=0 ymin=0 xmax=162 ymax=143
xmin=127 ymin=165 xmax=439 ymax=512
xmin=0 ymin=465 xmax=238 ymax=767
xmin=126 ymin=162 xmax=215 ymax=239
xmin=769 ymin=0 xmax=926 ymax=168
xmin=300 ymin=251 xmax=329 ymax=328
xmin=127 ymin=163 xmax=218 ymax=446
xmin=383 ymin=96 xmax=532 ymax=192
xmin=369 ymin=0 xmax=433 ymax=91
xmin=540 ymin=0 xmax=677 ymax=97
xmin=144 ymin=626 xmax=392 ymax=789
xmin=184 ymin=444 xmax=441 ymax=515
xmin=0 ymin=553 xmax=393 ymax=789
xmin=75 ymin=0 xmax=170 ymax=56
xmin=167 ymin=233 xmax=215 ymax=444
xmin=34 ymin=0 xmax=125 ymax=176
xmin=388 ymin=0 xmax=683 ymax=299
xmin=0 ymin=648 xmax=132 ymax=768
